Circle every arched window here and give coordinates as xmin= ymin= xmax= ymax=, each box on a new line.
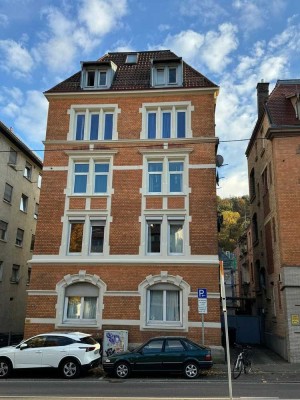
xmin=56 ymin=270 xmax=106 ymax=328
xmin=139 ymin=272 xmax=190 ymax=330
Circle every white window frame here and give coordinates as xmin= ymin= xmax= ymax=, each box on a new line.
xmin=82 ymin=69 xmax=110 ymax=89
xmin=146 ymin=286 xmax=183 ymax=326
xmin=138 ymin=272 xmax=190 ymax=331
xmin=145 ymin=216 xmax=186 ymax=257
xmin=152 ymin=64 xmax=183 ymax=87
xmin=37 ymin=174 xmax=42 ymax=189
xmin=55 ymin=271 xmax=107 ymax=329
xmin=140 ymin=101 xmax=193 ymax=139
xmin=71 ymin=158 xmax=112 ymax=196
xmin=146 ymin=156 xmax=186 ymax=195
xmin=4 ymin=182 xmax=13 ymax=203
xmin=24 ymin=162 xmax=32 ymax=180
xmin=66 ymin=217 xmax=108 ymax=256
xmin=68 ymin=104 xmax=120 ymax=141
xmin=20 ymin=194 xmax=28 ymax=212
xmin=63 ymin=295 xmax=98 ymax=324
xmin=11 ymin=264 xmax=20 ymax=283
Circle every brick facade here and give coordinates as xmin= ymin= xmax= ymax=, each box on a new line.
xmin=25 ymin=51 xmax=222 ymax=350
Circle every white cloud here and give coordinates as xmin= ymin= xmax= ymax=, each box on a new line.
xmin=179 ymin=0 xmax=228 ymax=22
xmin=158 ymin=24 xmax=170 ymax=32
xmin=158 ymin=23 xmax=238 ymax=73
xmin=0 ymin=39 xmax=34 ymax=78
xmin=258 ymin=56 xmax=289 ymax=81
xmin=14 ymin=90 xmax=48 ymax=144
xmin=217 ymin=169 xmax=249 ymax=198
xmin=201 ymin=23 xmax=238 ymax=73
xmin=79 ymin=0 xmax=128 ymax=35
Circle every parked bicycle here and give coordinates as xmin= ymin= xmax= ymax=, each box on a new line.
xmin=232 ymin=343 xmax=253 ymax=379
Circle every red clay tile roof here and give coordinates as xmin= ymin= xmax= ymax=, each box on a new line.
xmin=266 ymin=80 xmax=300 ymax=126
xmin=45 ymin=50 xmax=218 ymax=93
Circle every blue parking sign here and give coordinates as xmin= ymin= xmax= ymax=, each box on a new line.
xmin=198 ymin=288 xmax=207 ymax=298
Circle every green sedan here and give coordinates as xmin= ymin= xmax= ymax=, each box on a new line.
xmin=103 ymin=336 xmax=213 ymax=379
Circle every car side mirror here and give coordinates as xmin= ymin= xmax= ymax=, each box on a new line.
xmin=20 ymin=343 xmax=28 ymax=350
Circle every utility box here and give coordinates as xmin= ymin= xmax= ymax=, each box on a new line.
xmin=102 ymin=330 xmax=128 ymax=357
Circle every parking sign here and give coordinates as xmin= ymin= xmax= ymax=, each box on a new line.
xmin=198 ymin=288 xmax=207 ymax=314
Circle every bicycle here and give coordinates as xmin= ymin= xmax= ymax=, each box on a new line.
xmin=232 ymin=343 xmax=253 ymax=379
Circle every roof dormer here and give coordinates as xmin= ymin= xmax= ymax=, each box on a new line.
xmin=286 ymin=93 xmax=300 ymax=119
xmin=151 ymin=57 xmax=183 ymax=88
xmin=80 ymin=60 xmax=117 ymax=90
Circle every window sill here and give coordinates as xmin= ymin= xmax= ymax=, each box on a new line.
xmin=8 ymin=163 xmax=17 ymax=170
xmin=15 ymin=244 xmax=23 ymax=248
xmin=0 ymin=239 xmax=8 ymax=243
xmin=3 ymin=199 xmax=12 ymax=205
xmin=58 ymin=321 xmax=99 ymax=328
xmin=20 ymin=210 xmax=28 ymax=214
xmin=142 ymin=324 xmax=184 ymax=330
xmin=23 ymin=176 xmax=32 ymax=182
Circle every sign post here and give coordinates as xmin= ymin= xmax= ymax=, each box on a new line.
xmin=198 ymin=288 xmax=207 ymax=345
xmin=220 ymin=261 xmax=233 ymax=400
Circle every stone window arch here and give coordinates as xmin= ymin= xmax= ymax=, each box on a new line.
xmin=138 ymin=271 xmax=190 ymax=331
xmin=55 ymin=270 xmax=106 ymax=328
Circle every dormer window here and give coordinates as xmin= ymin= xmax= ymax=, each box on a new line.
xmin=152 ymin=58 xmax=183 ymax=88
xmin=81 ymin=61 xmax=116 ymax=90
xmin=286 ymin=93 xmax=300 ymax=120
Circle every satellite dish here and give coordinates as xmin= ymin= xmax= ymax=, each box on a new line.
xmin=216 ymin=154 xmax=224 ymax=167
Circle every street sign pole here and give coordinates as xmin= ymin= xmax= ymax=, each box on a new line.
xmin=198 ymin=288 xmax=207 ymax=346
xmin=220 ymin=261 xmax=233 ymax=400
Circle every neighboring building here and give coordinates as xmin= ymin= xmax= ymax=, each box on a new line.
xmin=0 ymin=121 xmax=42 ymax=339
xmin=246 ymin=80 xmax=300 ymax=362
xmin=234 ymin=225 xmax=255 ymax=315
xmin=25 ymin=50 xmax=222 ymax=353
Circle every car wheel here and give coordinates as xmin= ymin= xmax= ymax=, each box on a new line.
xmin=60 ymin=359 xmax=81 ymax=379
xmin=115 ymin=361 xmax=131 ymax=379
xmin=0 ymin=358 xmax=12 ymax=379
xmin=184 ymin=361 xmax=199 ymax=379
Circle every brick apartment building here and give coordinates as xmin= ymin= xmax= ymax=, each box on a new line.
xmin=0 ymin=121 xmax=42 ymax=341
xmin=25 ymin=50 xmax=222 ymax=352
xmin=246 ymin=80 xmax=300 ymax=362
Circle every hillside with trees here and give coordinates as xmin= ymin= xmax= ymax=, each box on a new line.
xmin=217 ymin=196 xmax=250 ymax=251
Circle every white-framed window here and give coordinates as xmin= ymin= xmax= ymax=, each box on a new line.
xmin=64 ymin=283 xmax=99 ymax=323
xmin=140 ymin=101 xmax=193 ymax=139
xmin=72 ymin=160 xmax=110 ymax=195
xmin=15 ymin=228 xmax=24 ymax=246
xmin=146 ymin=219 xmax=162 ymax=254
xmin=147 ymin=158 xmax=185 ymax=194
xmin=147 ymin=284 xmax=182 ymax=326
xmin=145 ymin=216 xmax=185 ymax=256
xmin=20 ymin=194 xmax=28 ymax=212
xmin=68 ymin=220 xmax=84 ymax=254
xmin=138 ymin=272 xmax=190 ymax=330
xmin=69 ymin=105 xmax=119 ymax=141
xmin=8 ymin=148 xmax=17 ymax=165
xmin=0 ymin=220 xmax=8 ymax=241
xmin=34 ymin=203 xmax=39 ymax=219
xmin=152 ymin=64 xmax=182 ymax=87
xmin=11 ymin=264 xmax=20 ymax=283
xmin=89 ymin=220 xmax=105 ymax=254
xmin=83 ymin=69 xmax=108 ymax=89
xmin=4 ymin=183 xmax=13 ymax=203
xmin=37 ymin=174 xmax=42 ymax=189
xmin=24 ymin=162 xmax=32 ymax=180
xmin=67 ymin=217 xmax=107 ymax=256
xmin=56 ymin=271 xmax=107 ymax=328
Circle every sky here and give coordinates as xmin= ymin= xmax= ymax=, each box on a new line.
xmin=1 ymin=0 xmax=300 ymax=198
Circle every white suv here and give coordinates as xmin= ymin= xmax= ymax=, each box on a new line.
xmin=0 ymin=332 xmax=101 ymax=379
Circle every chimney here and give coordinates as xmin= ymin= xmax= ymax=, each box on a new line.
xmin=256 ymin=81 xmax=269 ymax=117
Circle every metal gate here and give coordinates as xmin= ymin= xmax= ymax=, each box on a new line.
xmin=226 ymin=315 xmax=262 ymax=344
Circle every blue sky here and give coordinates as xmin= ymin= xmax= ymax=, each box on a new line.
xmin=1 ymin=0 xmax=300 ymax=198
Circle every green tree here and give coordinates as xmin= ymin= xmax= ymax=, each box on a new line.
xmin=217 ymin=196 xmax=250 ymax=251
